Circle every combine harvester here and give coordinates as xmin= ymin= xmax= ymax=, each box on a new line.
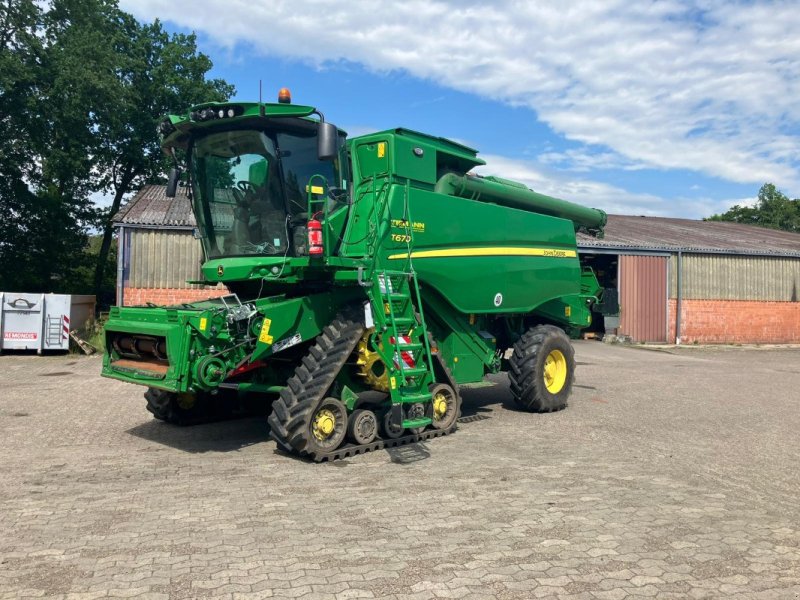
xmin=102 ymin=89 xmax=608 ymax=461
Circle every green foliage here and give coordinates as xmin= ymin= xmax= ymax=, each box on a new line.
xmin=706 ymin=183 xmax=800 ymax=233
xmin=0 ymin=0 xmax=234 ymax=302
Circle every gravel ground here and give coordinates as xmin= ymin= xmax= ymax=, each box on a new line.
xmin=1 ymin=341 xmax=799 ymax=599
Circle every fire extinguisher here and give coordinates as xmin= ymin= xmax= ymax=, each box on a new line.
xmin=308 ymin=217 xmax=323 ymax=256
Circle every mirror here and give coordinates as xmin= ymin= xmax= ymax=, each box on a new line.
xmin=317 ymin=121 xmax=338 ymax=161
xmin=166 ymin=167 xmax=180 ymax=197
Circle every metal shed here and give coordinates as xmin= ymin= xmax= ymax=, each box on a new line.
xmin=114 ymin=185 xmax=227 ymax=306
xmin=578 ymin=216 xmax=800 ymax=344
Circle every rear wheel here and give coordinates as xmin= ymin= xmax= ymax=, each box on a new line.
xmin=508 ymin=325 xmax=575 ymax=412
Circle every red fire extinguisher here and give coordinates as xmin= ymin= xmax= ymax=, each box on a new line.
xmin=308 ymin=217 xmax=323 ymax=256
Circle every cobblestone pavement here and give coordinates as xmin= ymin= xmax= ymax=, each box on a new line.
xmin=1 ymin=343 xmax=800 ymax=599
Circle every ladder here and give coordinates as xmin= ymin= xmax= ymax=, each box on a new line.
xmin=358 ymin=179 xmax=437 ymax=429
xmin=46 ymin=316 xmax=63 ymax=347
xmin=369 ymin=268 xmax=436 ymax=429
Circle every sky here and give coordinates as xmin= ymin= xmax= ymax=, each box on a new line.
xmin=121 ymin=0 xmax=800 ymax=219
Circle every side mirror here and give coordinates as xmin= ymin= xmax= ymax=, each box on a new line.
xmin=317 ymin=121 xmax=338 ymax=161
xmin=166 ymin=168 xmax=180 ymax=197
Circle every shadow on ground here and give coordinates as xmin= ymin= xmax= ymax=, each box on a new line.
xmin=126 ymin=416 xmax=269 ymax=453
xmin=126 ymin=374 xmax=517 ymax=456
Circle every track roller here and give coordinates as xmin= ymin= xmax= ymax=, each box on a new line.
xmin=347 ymin=409 xmax=378 ymax=445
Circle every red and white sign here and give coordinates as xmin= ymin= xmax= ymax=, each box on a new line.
xmin=390 ymin=335 xmax=416 ymax=370
xmin=4 ymin=332 xmax=37 ymax=340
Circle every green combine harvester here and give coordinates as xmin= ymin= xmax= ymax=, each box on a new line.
xmin=102 ymin=89 xmax=607 ymax=461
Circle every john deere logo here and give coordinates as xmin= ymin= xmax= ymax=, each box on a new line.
xmin=217 ymin=265 xmax=224 ymax=277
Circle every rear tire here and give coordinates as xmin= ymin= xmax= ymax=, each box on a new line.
xmin=508 ymin=325 xmax=575 ymax=412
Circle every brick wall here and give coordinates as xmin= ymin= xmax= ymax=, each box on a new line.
xmin=123 ymin=286 xmax=229 ymax=307
xmin=668 ymin=299 xmax=800 ymax=344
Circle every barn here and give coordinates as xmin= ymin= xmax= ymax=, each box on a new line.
xmin=115 ymin=186 xmax=800 ymax=344
xmin=113 ymin=185 xmax=227 ymax=307
xmin=578 ymin=216 xmax=800 ymax=344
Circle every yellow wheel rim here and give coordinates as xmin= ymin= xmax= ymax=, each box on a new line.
xmin=543 ymin=349 xmax=568 ymax=394
xmin=433 ymin=392 xmax=448 ymax=420
xmin=312 ymin=409 xmax=336 ymax=441
xmin=355 ymin=333 xmax=389 ymax=392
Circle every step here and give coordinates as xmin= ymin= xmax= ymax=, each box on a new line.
xmin=393 ymin=317 xmax=417 ymax=326
xmin=396 ymin=391 xmax=432 ymax=404
xmin=403 ymin=417 xmax=432 ymax=429
xmin=396 ymin=366 xmax=429 ymax=377
xmin=394 ymin=342 xmax=423 ymax=351
xmin=387 ymin=292 xmax=410 ymax=301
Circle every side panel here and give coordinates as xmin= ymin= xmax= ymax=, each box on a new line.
xmin=379 ymin=187 xmax=582 ymax=314
xmin=619 ymin=255 xmax=668 ymax=342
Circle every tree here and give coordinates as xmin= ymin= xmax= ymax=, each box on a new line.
xmin=707 ymin=183 xmax=800 ymax=233
xmin=0 ymin=0 xmax=234 ymax=299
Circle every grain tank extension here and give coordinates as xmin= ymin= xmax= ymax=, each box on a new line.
xmin=101 ymin=91 xmax=608 ymax=461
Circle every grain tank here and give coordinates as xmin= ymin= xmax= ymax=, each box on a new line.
xmin=101 ymin=91 xmax=607 ymax=461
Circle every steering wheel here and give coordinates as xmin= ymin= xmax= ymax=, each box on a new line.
xmin=232 ymin=180 xmax=256 ymax=205
xmin=236 ymin=180 xmax=256 ymax=193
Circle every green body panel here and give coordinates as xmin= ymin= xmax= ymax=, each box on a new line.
xmin=377 ymin=186 xmax=583 ymax=314
xmin=103 ymin=98 xmax=607 ymax=408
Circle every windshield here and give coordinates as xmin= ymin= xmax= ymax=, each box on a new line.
xmin=190 ymin=127 xmax=339 ymax=258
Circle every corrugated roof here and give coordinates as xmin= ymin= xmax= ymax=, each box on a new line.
xmin=579 ymin=215 xmax=800 ymax=257
xmin=116 ymin=186 xmax=800 ymax=258
xmin=115 ymin=185 xmax=195 ymax=227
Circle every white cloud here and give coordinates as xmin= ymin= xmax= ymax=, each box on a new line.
xmin=121 ymin=0 xmax=800 ymax=193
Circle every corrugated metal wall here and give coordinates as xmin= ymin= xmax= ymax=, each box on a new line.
xmin=619 ymin=255 xmax=668 ymax=342
xmin=669 ymin=254 xmax=800 ymax=301
xmin=129 ymin=230 xmax=203 ymax=289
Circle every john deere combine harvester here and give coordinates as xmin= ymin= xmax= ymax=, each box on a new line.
xmin=102 ymin=89 xmax=607 ymax=461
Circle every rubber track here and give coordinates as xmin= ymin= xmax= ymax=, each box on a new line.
xmin=267 ymin=316 xmax=366 ymax=457
xmin=302 ymin=423 xmax=457 ymax=462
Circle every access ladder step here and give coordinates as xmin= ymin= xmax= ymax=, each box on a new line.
xmin=396 ymin=342 xmax=423 ymax=351
xmin=395 ymin=391 xmax=432 ymax=403
xmin=397 ymin=366 xmax=429 ymax=377
xmin=403 ymin=417 xmax=432 ymax=429
xmin=393 ymin=317 xmax=416 ymax=326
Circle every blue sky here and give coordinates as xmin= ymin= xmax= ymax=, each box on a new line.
xmin=122 ymin=0 xmax=800 ymax=219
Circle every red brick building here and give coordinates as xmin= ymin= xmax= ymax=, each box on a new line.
xmin=117 ymin=186 xmax=800 ymax=344
xmin=578 ymin=216 xmax=800 ymax=344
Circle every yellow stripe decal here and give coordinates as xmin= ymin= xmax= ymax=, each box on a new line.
xmin=388 ymin=247 xmax=577 ymax=260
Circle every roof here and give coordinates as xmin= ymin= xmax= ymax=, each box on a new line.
xmin=115 ymin=185 xmax=195 ymax=228
xmin=116 ymin=186 xmax=800 ymax=258
xmin=578 ymin=214 xmax=800 ymax=257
